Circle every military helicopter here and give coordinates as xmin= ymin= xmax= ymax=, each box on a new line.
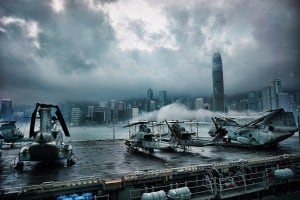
xmin=0 ymin=120 xmax=24 ymax=147
xmin=208 ymin=108 xmax=298 ymax=147
xmin=124 ymin=121 xmax=175 ymax=153
xmin=14 ymin=103 xmax=75 ymax=170
xmin=164 ymin=120 xmax=214 ymax=150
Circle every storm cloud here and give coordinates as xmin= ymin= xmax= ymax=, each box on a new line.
xmin=0 ymin=0 xmax=299 ymax=104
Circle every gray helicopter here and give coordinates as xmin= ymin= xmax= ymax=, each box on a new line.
xmin=0 ymin=120 xmax=24 ymax=147
xmin=164 ymin=120 xmax=214 ymax=150
xmin=124 ymin=121 xmax=175 ymax=153
xmin=14 ymin=103 xmax=75 ymax=170
xmin=208 ymin=108 xmax=298 ymax=147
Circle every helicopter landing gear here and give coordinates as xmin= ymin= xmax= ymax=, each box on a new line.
xmin=67 ymin=158 xmax=75 ymax=167
xmin=15 ymin=161 xmax=24 ymax=171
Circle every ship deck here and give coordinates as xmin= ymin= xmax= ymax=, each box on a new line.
xmin=1 ymin=136 xmax=300 ymax=199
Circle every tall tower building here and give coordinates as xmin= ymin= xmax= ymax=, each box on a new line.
xmin=147 ymin=88 xmax=153 ymax=101
xmin=212 ymin=52 xmax=225 ymax=112
xmin=146 ymin=88 xmax=154 ymax=112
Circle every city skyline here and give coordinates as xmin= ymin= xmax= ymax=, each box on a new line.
xmin=0 ymin=0 xmax=300 ymax=105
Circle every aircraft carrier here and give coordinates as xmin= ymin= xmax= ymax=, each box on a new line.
xmin=1 ymin=135 xmax=300 ymax=199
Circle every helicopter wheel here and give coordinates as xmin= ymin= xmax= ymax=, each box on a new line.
xmin=149 ymin=148 xmax=154 ymax=153
xmin=15 ymin=161 xmax=24 ymax=171
xmin=67 ymin=158 xmax=75 ymax=167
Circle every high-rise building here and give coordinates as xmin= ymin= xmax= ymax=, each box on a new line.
xmin=71 ymin=107 xmax=81 ymax=126
xmin=262 ymin=86 xmax=277 ymax=111
xmin=212 ymin=52 xmax=225 ymax=112
xmin=247 ymin=91 xmax=259 ymax=111
xmin=195 ymin=98 xmax=204 ymax=110
xmin=149 ymin=100 xmax=156 ymax=111
xmin=99 ymin=101 xmax=109 ymax=108
xmin=147 ymin=88 xmax=154 ymax=112
xmin=132 ymin=107 xmax=139 ymax=119
xmin=159 ymin=90 xmax=167 ymax=108
xmin=147 ymin=88 xmax=153 ymax=101
xmin=235 ymin=99 xmax=248 ymax=112
xmin=110 ymin=100 xmax=117 ymax=110
xmin=272 ymin=78 xmax=282 ymax=93
xmin=261 ymin=78 xmax=286 ymax=111
xmin=1 ymin=99 xmax=13 ymax=121
xmin=117 ymin=101 xmax=126 ymax=111
xmin=87 ymin=106 xmax=94 ymax=119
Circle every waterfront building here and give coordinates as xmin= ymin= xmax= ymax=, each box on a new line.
xmin=247 ymin=91 xmax=259 ymax=112
xmin=159 ymin=90 xmax=167 ymax=108
xmin=117 ymin=101 xmax=127 ymax=121
xmin=261 ymin=78 xmax=291 ymax=111
xmin=0 ymin=99 xmax=13 ymax=121
xmin=149 ymin=100 xmax=156 ymax=111
xmin=235 ymin=99 xmax=248 ymax=112
xmin=110 ymin=100 xmax=116 ymax=110
xmin=272 ymin=78 xmax=282 ymax=93
xmin=87 ymin=106 xmax=94 ymax=120
xmin=99 ymin=101 xmax=109 ymax=108
xmin=147 ymin=88 xmax=154 ymax=112
xmin=132 ymin=107 xmax=139 ymax=119
xmin=147 ymin=88 xmax=153 ymax=101
xmin=195 ymin=98 xmax=204 ymax=110
xmin=262 ymin=85 xmax=277 ymax=111
xmin=71 ymin=107 xmax=81 ymax=126
xmin=212 ymin=52 xmax=225 ymax=112
xmin=94 ymin=110 xmax=105 ymax=124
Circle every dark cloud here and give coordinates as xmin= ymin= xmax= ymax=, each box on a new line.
xmin=0 ymin=0 xmax=299 ymax=104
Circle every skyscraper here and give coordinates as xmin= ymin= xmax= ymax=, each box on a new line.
xmin=272 ymin=78 xmax=282 ymax=93
xmin=146 ymin=88 xmax=154 ymax=112
xmin=261 ymin=78 xmax=288 ymax=111
xmin=1 ymin=99 xmax=13 ymax=121
xmin=212 ymin=52 xmax=225 ymax=112
xmin=71 ymin=107 xmax=81 ymax=126
xmin=159 ymin=90 xmax=167 ymax=108
xmin=247 ymin=91 xmax=259 ymax=111
xmin=87 ymin=106 xmax=94 ymax=119
xmin=147 ymin=88 xmax=153 ymax=101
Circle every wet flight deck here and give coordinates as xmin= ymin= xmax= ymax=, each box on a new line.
xmin=1 ymin=135 xmax=300 ymax=193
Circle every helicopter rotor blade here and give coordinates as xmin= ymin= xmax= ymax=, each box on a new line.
xmin=29 ymin=103 xmax=39 ymax=138
xmin=55 ymin=106 xmax=70 ymax=137
xmin=165 ymin=119 xmax=180 ymax=141
xmin=210 ymin=117 xmax=228 ymax=142
xmin=211 ymin=117 xmax=219 ymax=130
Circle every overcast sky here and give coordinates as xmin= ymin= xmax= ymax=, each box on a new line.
xmin=0 ymin=0 xmax=299 ymax=105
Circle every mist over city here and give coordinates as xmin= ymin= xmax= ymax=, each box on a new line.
xmin=0 ymin=0 xmax=300 ymax=107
